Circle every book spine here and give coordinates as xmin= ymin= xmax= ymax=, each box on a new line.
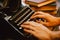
xmin=25 ymin=1 xmax=38 ymax=7
xmin=37 ymin=0 xmax=56 ymax=7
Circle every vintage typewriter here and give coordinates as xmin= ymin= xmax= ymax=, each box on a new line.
xmin=4 ymin=6 xmax=34 ymax=36
xmin=0 ymin=0 xmax=36 ymax=39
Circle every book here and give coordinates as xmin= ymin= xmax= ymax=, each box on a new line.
xmin=25 ymin=0 xmax=56 ymax=7
xmin=27 ymin=0 xmax=46 ymax=3
xmin=31 ymin=5 xmax=56 ymax=11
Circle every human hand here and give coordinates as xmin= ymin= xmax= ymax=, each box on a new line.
xmin=30 ymin=11 xmax=60 ymax=27
xmin=21 ymin=21 xmax=52 ymax=40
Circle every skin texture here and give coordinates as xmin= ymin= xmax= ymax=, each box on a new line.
xmin=21 ymin=21 xmax=60 ymax=40
xmin=21 ymin=21 xmax=52 ymax=40
xmin=30 ymin=11 xmax=60 ymax=27
xmin=21 ymin=11 xmax=60 ymax=40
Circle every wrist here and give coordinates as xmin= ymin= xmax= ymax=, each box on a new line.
xmin=57 ymin=17 xmax=60 ymax=25
xmin=51 ymin=31 xmax=60 ymax=39
xmin=39 ymin=38 xmax=51 ymax=40
xmin=38 ymin=35 xmax=51 ymax=40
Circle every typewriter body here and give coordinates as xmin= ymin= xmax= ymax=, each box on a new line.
xmin=0 ymin=0 xmax=37 ymax=40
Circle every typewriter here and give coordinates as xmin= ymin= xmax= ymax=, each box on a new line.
xmin=0 ymin=0 xmax=38 ymax=40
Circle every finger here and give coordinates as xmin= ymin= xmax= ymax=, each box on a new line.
xmin=24 ymin=29 xmax=36 ymax=35
xmin=32 ymin=11 xmax=42 ymax=16
xmin=35 ymin=21 xmax=52 ymax=34
xmin=23 ymin=21 xmax=40 ymax=27
xmin=22 ymin=21 xmax=47 ymax=29
xmin=22 ymin=21 xmax=47 ymax=31
xmin=22 ymin=21 xmax=30 ymax=25
xmin=30 ymin=12 xmax=40 ymax=19
xmin=30 ymin=15 xmax=45 ymax=19
xmin=21 ymin=24 xmax=42 ymax=32
xmin=22 ymin=21 xmax=44 ymax=30
xmin=36 ymin=21 xmax=49 ymax=26
xmin=36 ymin=20 xmax=54 ymax=30
xmin=36 ymin=20 xmax=47 ymax=24
xmin=23 ymin=21 xmax=51 ymax=33
xmin=31 ymin=14 xmax=51 ymax=22
xmin=31 ymin=11 xmax=47 ymax=19
xmin=36 ymin=19 xmax=47 ymax=22
xmin=40 ymin=22 xmax=52 ymax=27
xmin=29 ymin=21 xmax=51 ymax=32
xmin=34 ymin=11 xmax=47 ymax=15
xmin=21 ymin=25 xmax=37 ymax=31
xmin=23 ymin=21 xmax=42 ymax=26
xmin=24 ymin=29 xmax=38 ymax=37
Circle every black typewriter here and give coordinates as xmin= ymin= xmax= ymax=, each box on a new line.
xmin=0 ymin=0 xmax=38 ymax=40
xmin=4 ymin=6 xmax=34 ymax=35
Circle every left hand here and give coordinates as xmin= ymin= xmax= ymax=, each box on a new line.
xmin=21 ymin=21 xmax=52 ymax=40
xmin=30 ymin=11 xmax=60 ymax=27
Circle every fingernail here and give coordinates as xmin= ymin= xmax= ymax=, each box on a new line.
xmin=21 ymin=25 xmax=23 ymax=26
xmin=30 ymin=17 xmax=33 ymax=19
xmin=19 ymin=27 xmax=22 ymax=29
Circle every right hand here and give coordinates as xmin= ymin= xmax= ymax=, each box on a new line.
xmin=21 ymin=21 xmax=60 ymax=40
xmin=21 ymin=21 xmax=52 ymax=40
xmin=30 ymin=11 xmax=60 ymax=27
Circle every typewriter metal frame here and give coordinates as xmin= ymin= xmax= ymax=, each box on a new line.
xmin=0 ymin=0 xmax=35 ymax=38
xmin=4 ymin=6 xmax=34 ymax=37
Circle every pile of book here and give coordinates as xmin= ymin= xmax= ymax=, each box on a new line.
xmin=25 ymin=0 xmax=57 ymax=15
